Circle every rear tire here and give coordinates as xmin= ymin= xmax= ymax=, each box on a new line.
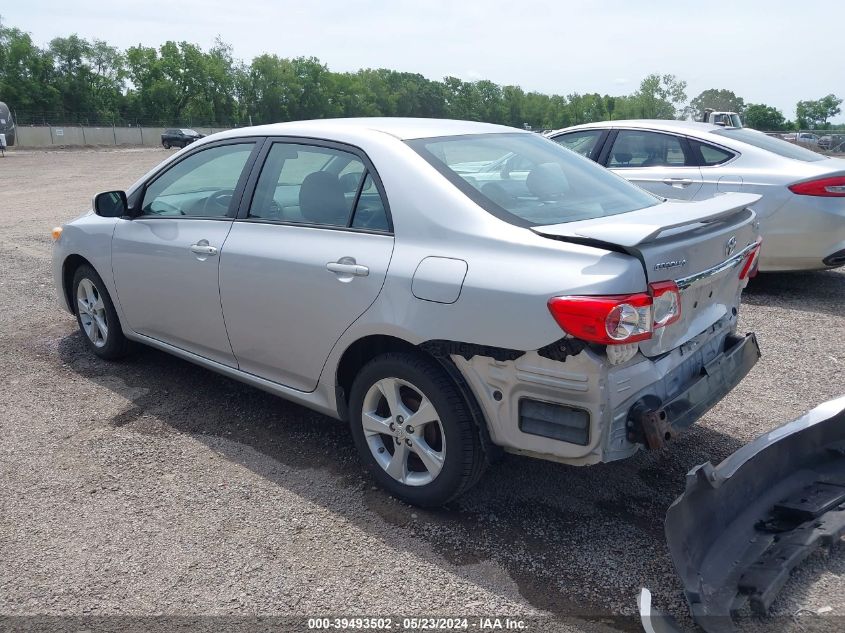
xmin=72 ymin=265 xmax=130 ymax=360
xmin=348 ymin=352 xmax=486 ymax=507
xmin=163 ymin=141 xmax=171 ymax=149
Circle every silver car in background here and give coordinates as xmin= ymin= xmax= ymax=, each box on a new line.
xmin=53 ymin=118 xmax=761 ymax=506
xmin=548 ymin=120 xmax=845 ymax=271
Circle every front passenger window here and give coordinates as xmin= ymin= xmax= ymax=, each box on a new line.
xmin=141 ymin=143 xmax=254 ymax=217
xmin=552 ymin=130 xmax=603 ymax=159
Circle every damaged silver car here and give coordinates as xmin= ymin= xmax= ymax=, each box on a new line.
xmin=52 ymin=118 xmax=762 ymax=506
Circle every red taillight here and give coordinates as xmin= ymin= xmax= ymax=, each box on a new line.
xmin=739 ymin=238 xmax=763 ymax=280
xmin=788 ymin=176 xmax=845 ymax=197
xmin=548 ymin=281 xmax=681 ymax=345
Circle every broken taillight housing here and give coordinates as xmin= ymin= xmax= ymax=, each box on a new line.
xmin=548 ymin=281 xmax=681 ymax=345
xmin=739 ymin=238 xmax=763 ymax=280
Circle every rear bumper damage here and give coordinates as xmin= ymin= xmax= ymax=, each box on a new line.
xmin=628 ymin=333 xmax=760 ymax=450
xmin=663 ymin=396 xmax=845 ymax=632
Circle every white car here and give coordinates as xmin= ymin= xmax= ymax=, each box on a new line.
xmin=548 ymin=120 xmax=845 ymax=271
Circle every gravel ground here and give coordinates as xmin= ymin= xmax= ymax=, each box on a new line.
xmin=0 ymin=147 xmax=843 ymax=632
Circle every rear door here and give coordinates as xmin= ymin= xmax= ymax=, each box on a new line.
xmin=112 ymin=140 xmax=260 ymax=366
xmin=219 ymin=139 xmax=394 ymax=392
xmin=605 ymin=129 xmax=703 ymax=200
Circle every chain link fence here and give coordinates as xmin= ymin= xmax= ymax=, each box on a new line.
xmin=762 ymin=130 xmax=845 ymax=156
xmin=12 ymin=110 xmax=242 ymax=129
xmin=5 ymin=111 xmax=246 ymax=148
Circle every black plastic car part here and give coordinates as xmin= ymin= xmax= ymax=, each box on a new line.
xmin=664 ymin=396 xmax=845 ymax=632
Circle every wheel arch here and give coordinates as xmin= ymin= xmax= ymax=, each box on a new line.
xmin=334 ymin=334 xmax=502 ymax=463
xmin=335 ymin=334 xmax=419 ymax=415
xmin=62 ymin=254 xmax=96 ymax=315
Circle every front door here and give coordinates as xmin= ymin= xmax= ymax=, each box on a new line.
xmin=606 ymin=129 xmax=703 ymax=200
xmin=112 ymin=141 xmax=258 ymax=366
xmin=219 ymin=140 xmax=394 ymax=391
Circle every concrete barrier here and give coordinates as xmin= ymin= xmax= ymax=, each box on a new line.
xmin=114 ymin=127 xmax=143 ymax=145
xmin=15 ymin=125 xmax=234 ymax=148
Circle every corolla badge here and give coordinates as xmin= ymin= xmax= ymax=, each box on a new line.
xmin=654 ymin=259 xmax=687 ymax=271
xmin=725 ymin=236 xmax=737 ymax=258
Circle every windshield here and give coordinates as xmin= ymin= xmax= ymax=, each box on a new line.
xmin=712 ymin=128 xmax=826 ymax=162
xmin=408 ymin=133 xmax=659 ymax=227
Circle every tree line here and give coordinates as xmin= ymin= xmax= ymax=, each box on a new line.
xmin=1 ymin=18 xmax=841 ymax=131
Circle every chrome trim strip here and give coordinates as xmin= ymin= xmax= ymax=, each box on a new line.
xmin=675 ymin=242 xmax=756 ymax=290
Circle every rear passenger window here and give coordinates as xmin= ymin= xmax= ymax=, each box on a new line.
xmin=690 ymin=140 xmax=734 ymax=166
xmin=608 ymin=130 xmax=692 ymax=168
xmin=351 ymin=174 xmax=389 ymax=231
xmin=250 ymin=144 xmax=364 ymax=227
xmin=551 ymin=130 xmax=603 ymax=159
xmin=249 ymin=142 xmax=389 ymax=231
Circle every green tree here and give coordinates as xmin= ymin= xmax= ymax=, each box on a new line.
xmin=49 ymin=35 xmax=93 ymax=114
xmin=687 ymin=88 xmax=745 ymax=120
xmin=125 ymin=40 xmax=237 ymax=124
xmin=743 ymin=103 xmax=787 ymax=130
xmin=0 ymin=18 xmax=61 ymax=113
xmin=442 ymin=76 xmax=482 ymax=120
xmin=796 ymin=94 xmax=842 ymax=129
xmin=87 ymin=40 xmax=126 ymax=115
xmin=632 ymin=73 xmax=688 ymax=119
xmin=501 ymin=85 xmax=525 ymax=128
xmin=567 ymin=92 xmax=607 ymax=125
xmin=238 ymin=54 xmax=300 ymax=123
xmin=475 ymin=80 xmax=506 ymax=124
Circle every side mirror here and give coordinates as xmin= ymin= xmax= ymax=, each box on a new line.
xmin=93 ymin=191 xmax=128 ymax=217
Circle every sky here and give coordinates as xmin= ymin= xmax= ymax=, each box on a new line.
xmin=3 ymin=0 xmax=843 ymax=123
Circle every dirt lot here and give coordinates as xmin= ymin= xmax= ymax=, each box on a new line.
xmin=1 ymin=147 xmax=844 ymax=632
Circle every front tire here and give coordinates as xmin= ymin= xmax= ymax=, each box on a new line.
xmin=348 ymin=352 xmax=486 ymax=507
xmin=72 ymin=265 xmax=130 ymax=360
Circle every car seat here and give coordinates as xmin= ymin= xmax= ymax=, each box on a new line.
xmin=526 ymin=163 xmax=569 ymax=200
xmin=299 ymin=171 xmax=349 ymax=226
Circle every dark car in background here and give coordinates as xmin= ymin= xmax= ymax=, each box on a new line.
xmin=160 ymin=128 xmax=204 ymax=149
xmin=0 ymin=101 xmax=15 ymax=146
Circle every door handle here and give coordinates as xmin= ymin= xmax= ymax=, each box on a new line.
xmin=327 ymin=261 xmax=369 ymax=277
xmin=663 ymin=178 xmax=694 ymax=188
xmin=190 ymin=242 xmax=218 ymax=256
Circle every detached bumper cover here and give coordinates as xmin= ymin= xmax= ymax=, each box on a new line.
xmin=665 ymin=396 xmax=845 ymax=632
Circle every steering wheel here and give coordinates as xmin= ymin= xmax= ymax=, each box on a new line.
xmin=202 ymin=189 xmax=235 ymax=215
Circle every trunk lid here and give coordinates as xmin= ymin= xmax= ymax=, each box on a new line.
xmin=532 ymin=192 xmax=761 ymax=356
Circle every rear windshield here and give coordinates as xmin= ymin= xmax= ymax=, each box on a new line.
xmin=408 ymin=133 xmax=659 ymax=227
xmin=712 ymin=128 xmax=826 ymax=162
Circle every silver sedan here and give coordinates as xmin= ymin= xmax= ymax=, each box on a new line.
xmin=548 ymin=120 xmax=845 ymax=271
xmin=53 ymin=118 xmax=761 ymax=506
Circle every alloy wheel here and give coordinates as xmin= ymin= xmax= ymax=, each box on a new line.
xmin=76 ymin=278 xmax=108 ymax=348
xmin=361 ymin=377 xmax=446 ymax=486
